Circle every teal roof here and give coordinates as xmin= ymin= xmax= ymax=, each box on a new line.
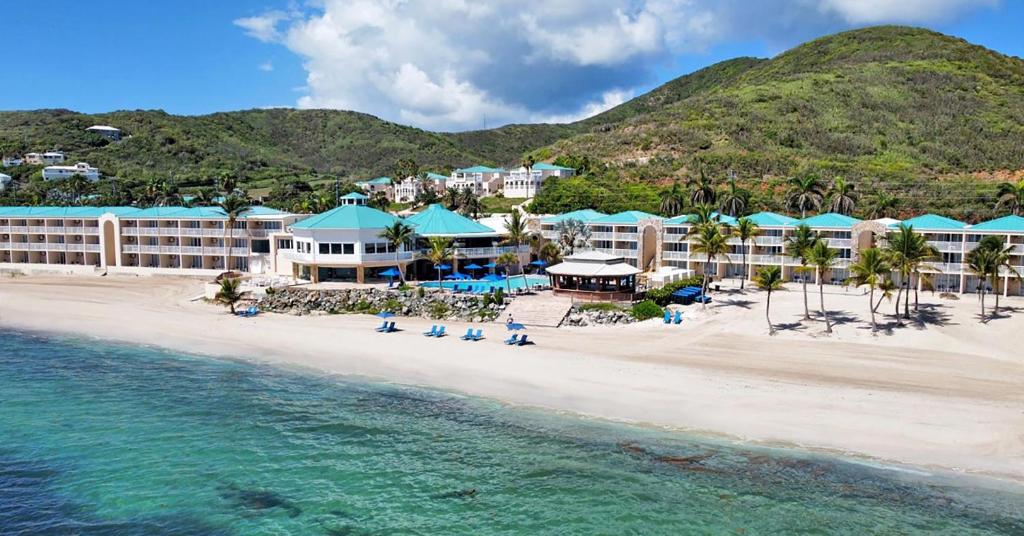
xmin=532 ymin=162 xmax=574 ymax=172
xmin=340 ymin=192 xmax=368 ymax=200
xmin=425 ymin=172 xmax=448 ymax=181
xmin=356 ymin=176 xmax=392 ymax=186
xmin=291 ymin=205 xmax=402 ymax=230
xmin=541 ymin=209 xmax=607 ymax=224
xmin=455 ymin=165 xmax=505 ymax=174
xmin=591 ymin=210 xmax=662 ymax=225
xmin=0 ymin=206 xmax=141 ymax=218
xmin=664 ymin=212 xmax=737 ymax=226
xmin=124 ymin=206 xmax=284 ymax=219
xmin=403 ymin=204 xmax=496 ymax=236
xmin=893 ymin=214 xmax=966 ymax=230
xmin=970 ymin=215 xmax=1024 ymax=232
xmin=243 ymin=206 xmax=288 ymax=217
xmin=799 ymin=212 xmax=861 ymax=228
xmin=745 ymin=211 xmax=798 ymax=227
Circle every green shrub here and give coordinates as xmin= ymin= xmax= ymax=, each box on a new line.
xmin=429 ymin=302 xmax=450 ymax=319
xmin=645 ymin=275 xmax=705 ymax=305
xmin=481 ymin=293 xmax=493 ymax=307
xmin=384 ymin=298 xmax=402 ymax=312
xmin=493 ymin=287 xmax=505 ymax=303
xmin=578 ymin=302 xmax=623 ymax=312
xmin=630 ymin=300 xmax=664 ymax=321
xmin=416 ymin=286 xmax=426 ymax=299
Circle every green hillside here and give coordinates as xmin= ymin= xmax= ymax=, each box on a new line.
xmin=2 ymin=26 xmax=1023 ymax=219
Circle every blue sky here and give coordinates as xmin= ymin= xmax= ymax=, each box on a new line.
xmin=3 ymin=1 xmax=1022 ymax=131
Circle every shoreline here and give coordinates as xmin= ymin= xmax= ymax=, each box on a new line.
xmin=2 ymin=275 xmax=1023 ymax=486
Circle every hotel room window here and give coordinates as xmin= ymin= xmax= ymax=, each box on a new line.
xmin=330 ymin=243 xmax=343 ymax=254
xmin=343 ymin=243 xmax=354 ymax=255
xmin=319 ymin=243 xmax=330 ymax=254
xmin=251 ymin=240 xmax=270 ymax=254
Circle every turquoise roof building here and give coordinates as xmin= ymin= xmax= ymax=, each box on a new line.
xmin=291 ymin=204 xmax=403 ymax=230
xmin=404 ymin=204 xmax=496 ymax=236
xmin=893 ymin=214 xmax=967 ymax=230
xmin=0 ymin=206 xmax=141 ymax=218
xmin=745 ymin=211 xmax=798 ymax=227
xmin=340 ymin=192 xmax=368 ymax=200
xmin=591 ymin=210 xmax=662 ymax=225
xmin=541 ymin=209 xmax=607 ymax=224
xmin=356 ymin=176 xmax=393 ymax=186
xmin=663 ymin=212 xmax=736 ymax=226
xmin=798 ymin=213 xmax=861 ymax=228
xmin=455 ymin=165 xmax=505 ymax=174
xmin=425 ymin=172 xmax=448 ymax=181
xmin=531 ymin=162 xmax=574 ymax=172
xmin=970 ymin=215 xmax=1024 ymax=232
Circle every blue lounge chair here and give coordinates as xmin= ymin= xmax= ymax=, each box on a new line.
xmin=460 ymin=328 xmax=475 ymax=340
xmin=674 ymin=311 xmax=683 ymax=324
xmin=663 ymin=310 xmax=672 ymax=324
xmin=516 ymin=335 xmax=529 ymax=346
xmin=374 ymin=320 xmax=389 ymax=332
xmin=434 ymin=326 xmax=446 ymax=337
xmin=423 ymin=325 xmax=438 ymax=336
xmin=504 ymin=334 xmax=519 ymax=345
xmin=380 ymin=321 xmax=396 ymax=333
xmin=471 ymin=329 xmax=483 ymax=341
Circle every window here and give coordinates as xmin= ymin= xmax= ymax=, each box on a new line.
xmin=319 ymin=243 xmax=330 ymax=254
xmin=343 ymin=243 xmax=354 ymax=255
xmin=330 ymin=243 xmax=342 ymax=254
xmin=264 ymin=222 xmax=282 ymax=230
xmin=277 ymin=239 xmax=293 ymax=249
xmin=251 ymin=239 xmax=270 ymax=254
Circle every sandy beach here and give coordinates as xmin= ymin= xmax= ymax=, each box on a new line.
xmin=2 ymin=274 xmax=1023 ymax=484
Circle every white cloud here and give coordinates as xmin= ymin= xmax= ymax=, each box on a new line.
xmin=816 ymin=0 xmax=998 ymax=24
xmin=237 ymin=0 xmax=997 ymax=131
xmin=258 ymin=61 xmax=274 ymax=72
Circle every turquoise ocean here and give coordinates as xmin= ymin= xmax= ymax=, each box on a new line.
xmin=1 ymin=329 xmax=1022 ymax=535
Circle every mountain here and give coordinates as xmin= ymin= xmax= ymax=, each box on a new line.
xmin=546 ymin=25 xmax=1024 ymax=180
xmin=2 ymin=26 xmax=1022 ymax=216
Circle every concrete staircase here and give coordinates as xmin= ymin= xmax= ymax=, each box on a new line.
xmin=497 ymin=293 xmax=574 ymax=327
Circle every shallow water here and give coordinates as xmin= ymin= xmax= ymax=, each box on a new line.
xmin=1 ymin=330 xmax=1021 ymax=535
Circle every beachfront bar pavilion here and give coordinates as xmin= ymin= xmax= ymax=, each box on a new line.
xmin=545 ymin=251 xmax=642 ymax=301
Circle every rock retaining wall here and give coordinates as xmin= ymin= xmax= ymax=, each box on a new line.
xmin=259 ymin=287 xmax=505 ymax=322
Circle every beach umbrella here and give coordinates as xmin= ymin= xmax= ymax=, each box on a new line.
xmin=483 ymin=261 xmax=497 ymax=271
xmin=464 ymin=262 xmax=483 ymax=278
xmin=376 ymin=311 xmax=395 ymax=318
xmin=380 ymin=267 xmax=401 ymax=277
xmin=434 ymin=263 xmax=452 ymax=271
xmin=506 ymin=322 xmax=526 ymax=331
xmin=529 ymin=260 xmax=547 ymax=266
xmin=482 ymin=273 xmax=504 ymax=282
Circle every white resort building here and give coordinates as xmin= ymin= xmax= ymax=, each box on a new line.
xmin=448 ymin=166 xmax=506 ymax=196
xmin=86 ymin=125 xmax=122 ymax=141
xmin=42 ymin=162 xmax=100 ymax=182
xmin=23 ymin=152 xmax=66 ymax=166
xmin=503 ymin=163 xmax=576 ymax=198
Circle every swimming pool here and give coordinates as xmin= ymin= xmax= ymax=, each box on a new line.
xmin=420 ymin=275 xmax=549 ymax=293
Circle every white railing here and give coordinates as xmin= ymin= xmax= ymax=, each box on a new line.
xmin=159 ymin=228 xmax=181 ymax=236
xmin=45 ymin=226 xmax=66 ymax=233
xmin=29 ymin=243 xmax=50 ymax=251
xmin=750 ymin=255 xmax=786 ymax=264
xmin=662 ymin=250 xmax=689 ymax=260
xmin=362 ymin=251 xmax=416 ymax=262
xmin=755 ymin=235 xmax=785 ymax=245
xmin=0 ymin=226 xmax=9 ymax=233
xmin=10 ymin=243 xmax=30 ymax=250
xmin=83 ymin=227 xmax=100 ymax=235
xmin=928 ymin=240 xmax=964 ymax=252
xmin=452 ymin=245 xmax=528 ymax=257
xmin=123 ymin=245 xmax=140 ymax=253
xmin=28 ymin=226 xmax=47 ymax=233
xmin=926 ymin=263 xmax=963 ymax=273
xmin=824 ymin=238 xmax=852 ymax=249
xmin=9 ymin=226 xmax=28 ymax=233
xmin=615 ymin=232 xmax=639 ymax=242
xmin=590 ymin=232 xmax=614 ymax=241
xmin=662 ymin=233 xmax=688 ymax=243
xmin=594 ymin=247 xmax=636 ymax=258
xmin=0 ymin=242 xmax=10 ymax=249
xmin=247 ymin=229 xmax=269 ymax=238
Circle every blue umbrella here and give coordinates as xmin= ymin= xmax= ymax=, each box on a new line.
xmin=529 ymin=260 xmax=548 ymax=266
xmin=482 ymin=273 xmax=505 ymax=282
xmin=506 ymin=322 xmax=526 ymax=331
xmin=464 ymin=263 xmax=483 ymax=271
xmin=434 ymin=263 xmax=452 ymax=271
xmin=483 ymin=262 xmax=497 ymax=269
xmin=380 ymin=267 xmax=401 ymax=277
xmin=376 ymin=311 xmax=395 ymax=318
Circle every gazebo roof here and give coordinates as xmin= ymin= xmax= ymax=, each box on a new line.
xmin=546 ymin=251 xmax=642 ymax=277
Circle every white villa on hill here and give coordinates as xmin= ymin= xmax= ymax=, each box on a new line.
xmin=42 ymin=162 xmax=100 ymax=182
xmin=504 ymin=163 xmax=575 ymax=198
xmin=86 ymin=125 xmax=122 ymax=141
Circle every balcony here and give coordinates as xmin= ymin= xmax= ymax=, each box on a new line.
xmin=453 ymin=245 xmax=529 ymax=258
xmin=8 ymin=226 xmax=29 ymax=233
xmin=662 ymin=233 xmax=688 ymax=243
xmin=755 ymin=236 xmax=785 ymax=245
xmin=590 ymin=232 xmax=614 ymax=241
xmin=928 ymin=240 xmax=964 ymax=252
xmin=926 ymin=262 xmax=964 ymax=273
xmin=0 ymin=242 xmax=10 ymax=249
xmin=749 ymin=255 xmax=785 ymax=264
xmin=593 ymin=247 xmax=636 ymax=258
xmin=662 ymin=250 xmax=689 ymax=261
xmin=824 ymin=238 xmax=852 ymax=249
xmin=28 ymin=226 xmax=47 ymax=233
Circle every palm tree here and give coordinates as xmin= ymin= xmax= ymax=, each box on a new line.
xmin=444 ymin=187 xmax=461 ymax=210
xmin=368 ymin=191 xmax=391 ymax=211
xmin=719 ymin=178 xmax=750 ymax=217
xmin=659 ymin=181 xmax=685 ymax=216
xmin=503 ymin=210 xmax=530 ymax=287
xmin=215 ymin=277 xmax=245 ymax=314
xmin=688 ymin=222 xmax=729 ymax=310
xmin=865 ymin=190 xmax=899 ymax=219
xmin=847 ymin=247 xmax=891 ymax=332
xmin=784 ymin=223 xmax=819 ymax=320
xmin=495 ymin=251 xmax=518 ymax=294
xmin=459 ymin=188 xmax=481 ymax=218
xmin=63 ymin=173 xmax=92 ymax=204
xmin=786 ymin=176 xmax=825 ymax=218
xmin=807 ymin=240 xmax=839 ymax=333
xmin=996 ymin=179 xmax=1024 ymax=215
xmin=217 ymin=195 xmax=251 ymax=272
xmin=378 ymin=221 xmax=416 ymax=282
xmin=885 ymin=224 xmax=938 ymax=319
xmin=554 ymin=218 xmax=591 ymax=255
xmin=687 ymin=167 xmax=716 ymax=207
xmin=538 ymin=242 xmax=562 ymax=266
xmin=686 ymin=203 xmax=717 ymax=228
xmin=974 ymin=235 xmax=1021 ymax=315
xmin=733 ymin=217 xmax=759 ymax=289
xmin=827 ymin=177 xmax=857 ymax=215
xmin=426 ymin=236 xmax=454 ymax=292
xmin=754 ymin=265 xmax=784 ymax=335
xmin=967 ymin=248 xmax=998 ymax=322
